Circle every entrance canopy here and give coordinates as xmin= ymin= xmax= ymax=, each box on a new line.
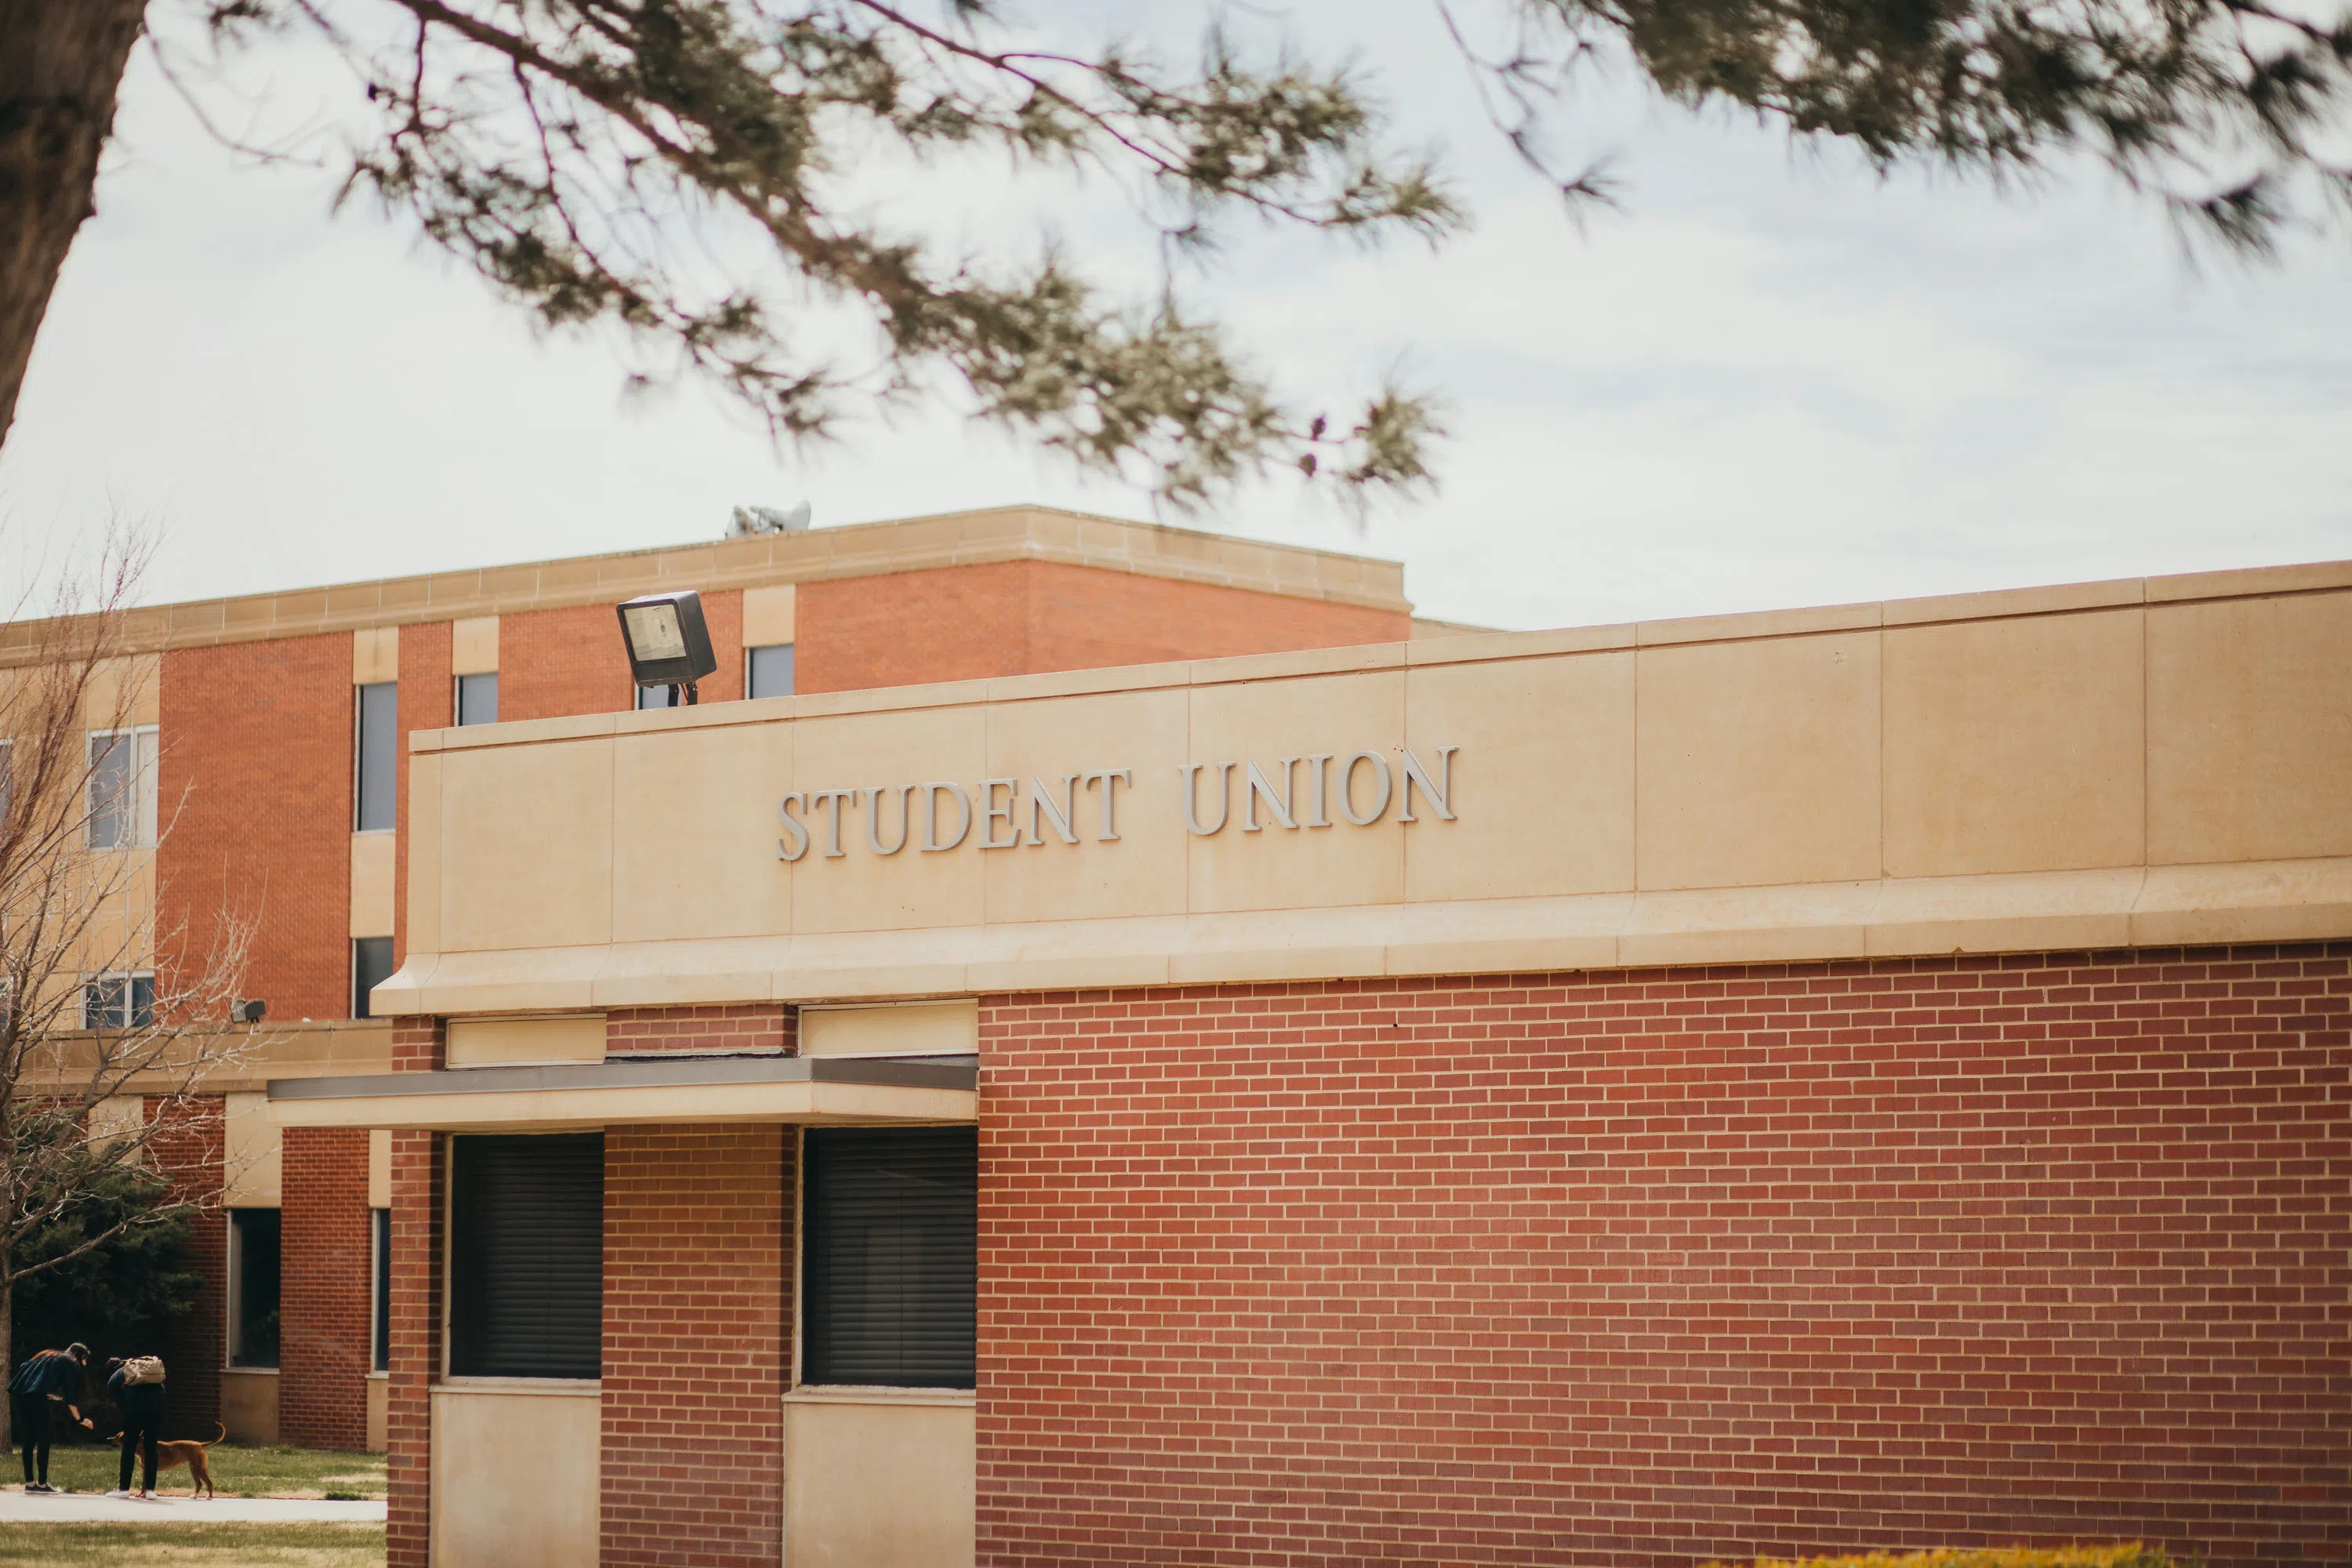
xmin=269 ymin=1052 xmax=974 ymax=1131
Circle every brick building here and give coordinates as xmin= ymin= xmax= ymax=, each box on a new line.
xmin=2 ymin=506 xmax=1424 ymax=1451
xmin=261 ymin=556 xmax=2350 ymax=1566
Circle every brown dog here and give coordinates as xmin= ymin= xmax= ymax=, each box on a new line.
xmin=98 ymin=1421 xmax=223 ymax=1498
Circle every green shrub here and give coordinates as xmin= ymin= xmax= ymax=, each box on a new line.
xmin=12 ymin=1160 xmax=198 ymax=1381
xmin=1707 ymin=1546 xmax=2187 ymax=1568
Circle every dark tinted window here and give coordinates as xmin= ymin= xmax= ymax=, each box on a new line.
xmin=355 ymin=682 xmax=397 ymax=830
xmin=449 ymin=1134 xmax=602 ymax=1380
xmin=746 ymin=644 xmax=795 ymax=699
xmin=352 ymin=938 xmax=394 ymax=1020
xmin=230 ymin=1208 xmax=281 ymax=1367
xmin=372 ymin=1209 xmax=391 ymax=1373
xmin=803 ymin=1126 xmax=975 ymax=1388
xmin=456 ymin=672 xmax=499 ymax=727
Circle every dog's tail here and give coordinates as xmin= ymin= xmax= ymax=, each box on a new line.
xmin=198 ymin=1422 xmax=226 ymax=1448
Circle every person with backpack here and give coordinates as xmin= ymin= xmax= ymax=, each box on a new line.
xmin=104 ymin=1356 xmax=167 ymax=1500
xmin=9 ymin=1342 xmax=93 ymax=1494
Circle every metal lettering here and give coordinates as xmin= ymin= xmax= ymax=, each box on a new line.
xmin=1243 ymin=758 xmax=1298 ymax=832
xmin=920 ymin=782 xmax=973 ymax=852
xmin=776 ymin=793 xmax=810 ymax=862
xmin=807 ymin=788 xmax=857 ymax=858
xmin=1083 ymin=769 xmax=1131 ymax=841
xmin=862 ymin=784 xmax=913 ymax=855
xmin=778 ymin=746 xmax=1453 ymax=859
xmin=1335 ymin=751 xmax=1391 ymax=826
xmin=1300 ymin=754 xmax=1333 ymax=829
xmin=978 ymin=779 xmax=1021 ymax=849
xmin=1396 ymin=746 xmax=1458 ymax=823
xmin=1027 ymin=775 xmax=1080 ymax=845
xmin=1180 ymin=762 xmax=1234 ymax=836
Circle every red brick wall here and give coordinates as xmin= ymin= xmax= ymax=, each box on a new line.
xmin=389 ymin=1017 xmax=443 ymax=1073
xmin=796 ymin=561 xmax=1409 ymax=695
xmin=1023 ymin=560 xmax=1408 ymax=673
xmin=499 ymin=591 xmax=743 ymax=721
xmin=606 ymin=1004 xmax=793 ymax=1055
xmin=384 ymin=1128 xmax=443 ymax=1568
xmin=394 ymin=622 xmax=452 ymax=969
xmin=146 ymin=1096 xmax=225 ymax=1438
xmin=978 ymin=944 xmax=2352 ymax=1567
xmin=158 ymin=634 xmax=351 ymax=1022
xmin=278 ymin=1127 xmax=372 ymax=1450
xmin=383 ymin=1023 xmax=441 ymax=1563
xmin=601 ymin=1125 xmax=790 ymax=1567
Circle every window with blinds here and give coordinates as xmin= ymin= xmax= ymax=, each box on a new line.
xmin=448 ymin=1133 xmax=603 ymax=1380
xmin=802 ymin=1126 xmax=976 ymax=1388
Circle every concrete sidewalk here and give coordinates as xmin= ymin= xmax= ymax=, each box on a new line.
xmin=0 ymin=1489 xmax=383 ymax=1523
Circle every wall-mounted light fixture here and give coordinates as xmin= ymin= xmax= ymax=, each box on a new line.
xmin=616 ymin=590 xmax=718 ymax=706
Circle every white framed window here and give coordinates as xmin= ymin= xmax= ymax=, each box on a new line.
xmin=746 ymin=643 xmax=795 ymax=699
xmin=0 ymin=736 xmax=13 ymax=822
xmin=86 ymin=725 xmax=158 ymax=849
xmin=82 ymin=972 xmax=156 ymax=1030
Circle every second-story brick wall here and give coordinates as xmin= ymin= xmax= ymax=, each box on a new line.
xmin=499 ymin=601 xmax=634 ymax=721
xmin=159 ymin=633 xmax=352 ymax=1022
xmin=1023 ymin=559 xmax=1407 ymax=673
xmin=500 ymin=591 xmax=744 ymax=722
xmin=796 ymin=561 xmax=1410 ymax=695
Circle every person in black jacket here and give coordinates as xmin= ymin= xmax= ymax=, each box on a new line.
xmin=103 ymin=1358 xmax=166 ymax=1500
xmin=8 ymin=1343 xmax=92 ymax=1494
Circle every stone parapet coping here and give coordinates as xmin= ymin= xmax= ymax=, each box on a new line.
xmin=0 ymin=504 xmax=1412 ymax=664
xmin=408 ymin=555 xmax=2352 ymax=753
xmin=20 ymin=1018 xmax=397 ymax=1096
xmin=372 ymin=855 xmax=2352 ymax=1016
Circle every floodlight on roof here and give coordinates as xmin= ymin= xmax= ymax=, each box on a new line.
xmin=615 ymin=590 xmax=718 ymax=706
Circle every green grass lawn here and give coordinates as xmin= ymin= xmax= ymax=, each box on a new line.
xmin=0 ymin=1522 xmax=383 ymax=1565
xmin=29 ymin=1440 xmax=386 ymax=1501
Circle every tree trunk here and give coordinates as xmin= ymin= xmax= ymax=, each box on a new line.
xmin=0 ymin=1274 xmax=13 ymax=1451
xmin=0 ymin=0 xmax=149 ymax=450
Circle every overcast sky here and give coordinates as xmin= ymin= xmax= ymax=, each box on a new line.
xmin=4 ymin=1 xmax=2348 ymax=631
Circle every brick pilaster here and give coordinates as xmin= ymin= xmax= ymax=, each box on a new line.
xmin=383 ymin=1129 xmax=443 ymax=1568
xmin=389 ymin=1017 xmax=443 ymax=1073
xmin=278 ymin=1127 xmax=371 ymax=1449
xmin=145 ymin=1095 xmax=224 ymax=1439
xmin=600 ymin=1125 xmax=789 ymax=1567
